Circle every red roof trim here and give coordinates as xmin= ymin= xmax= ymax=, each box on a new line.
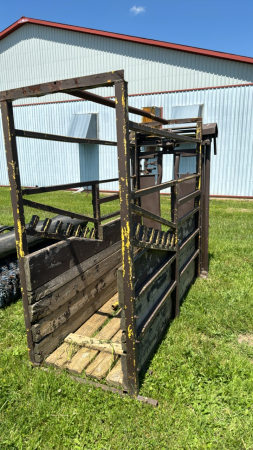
xmin=1 ymin=16 xmax=253 ymax=65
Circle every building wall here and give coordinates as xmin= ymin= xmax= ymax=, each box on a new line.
xmin=0 ymin=23 xmax=253 ymax=105
xmin=0 ymin=84 xmax=252 ymax=197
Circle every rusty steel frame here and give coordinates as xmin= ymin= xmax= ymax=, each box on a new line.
xmin=0 ymin=70 xmax=213 ymax=400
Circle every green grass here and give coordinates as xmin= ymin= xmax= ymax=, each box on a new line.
xmin=1 ymin=188 xmax=253 ymax=449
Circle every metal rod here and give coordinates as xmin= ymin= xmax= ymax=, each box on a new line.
xmin=22 ymin=177 xmax=119 ymax=195
xmin=15 ymin=129 xmax=117 ymax=146
xmin=99 ymin=193 xmax=119 ymax=204
xmin=131 ymin=203 xmax=176 ymax=229
xmin=23 ymin=198 xmax=97 ymax=223
xmin=178 ymin=189 xmax=201 ymax=206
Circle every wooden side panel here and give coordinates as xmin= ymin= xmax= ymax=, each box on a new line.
xmin=24 ymin=219 xmax=121 ymax=291
xmin=27 ymin=237 xmax=122 ymax=363
xmin=29 ymin=246 xmax=122 ymax=321
xmin=31 ymin=263 xmax=121 ymax=342
xmin=34 ymin=279 xmax=117 ymax=362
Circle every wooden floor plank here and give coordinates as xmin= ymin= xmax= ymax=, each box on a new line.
xmin=106 ymin=359 xmax=124 ymax=389
xmin=65 ymin=348 xmax=98 ymax=374
xmin=45 ymin=295 xmax=118 ymax=371
xmin=85 ymin=327 xmax=122 ymax=380
xmin=45 ymin=342 xmax=71 ymax=367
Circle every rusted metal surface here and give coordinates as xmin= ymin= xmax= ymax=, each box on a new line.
xmin=0 ymin=71 xmax=216 ymax=399
xmin=1 ymin=100 xmax=35 ymax=363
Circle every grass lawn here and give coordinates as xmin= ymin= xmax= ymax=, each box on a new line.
xmin=0 ymin=187 xmax=253 ymax=449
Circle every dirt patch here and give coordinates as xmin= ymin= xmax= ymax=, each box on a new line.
xmin=238 ymin=334 xmax=253 ymax=346
xmin=226 ymin=208 xmax=253 ymax=213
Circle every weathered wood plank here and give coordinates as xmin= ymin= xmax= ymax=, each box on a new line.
xmin=85 ymin=352 xmax=117 ymax=380
xmin=32 ymin=264 xmax=121 ymax=342
xmin=24 ymin=219 xmax=121 ymax=291
xmin=34 ymin=279 xmax=118 ymax=362
xmin=65 ymin=334 xmax=124 ymax=355
xmin=28 ymin=241 xmax=121 ymax=304
xmin=106 ymin=359 xmax=125 ymax=389
xmin=45 ymin=342 xmax=70 ymax=367
xmin=58 ymin=296 xmax=118 ymax=374
xmin=85 ymin=328 xmax=122 ymax=380
xmin=29 ymin=247 xmax=121 ymax=321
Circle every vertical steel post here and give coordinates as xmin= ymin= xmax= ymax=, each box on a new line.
xmin=115 ymin=80 xmax=138 ymax=397
xmin=92 ymin=183 xmax=100 ymax=238
xmin=1 ymin=100 xmax=36 ymax=364
xmin=202 ymin=143 xmax=211 ymax=275
xmin=195 ymin=120 xmax=202 ymax=277
xmin=172 ymin=154 xmax=180 ymax=317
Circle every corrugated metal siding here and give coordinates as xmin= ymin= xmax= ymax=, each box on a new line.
xmin=0 ymin=85 xmax=252 ymax=196
xmin=0 ymin=23 xmax=253 ymax=105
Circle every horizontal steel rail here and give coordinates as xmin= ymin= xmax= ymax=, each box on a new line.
xmin=15 ymin=129 xmax=117 ymax=146
xmin=178 ymin=189 xmax=201 ymax=206
xmin=179 ymin=249 xmax=200 ymax=277
xmin=136 ymin=254 xmax=176 ymax=299
xmin=100 ymin=210 xmax=120 ymax=221
xmin=137 ymin=280 xmax=177 ymax=340
xmin=0 ymin=70 xmax=124 ymax=102
xmin=129 ymin=121 xmax=201 ymax=144
xmin=99 ymin=193 xmax=119 ymax=204
xmin=178 ymin=206 xmax=200 ymax=224
xmin=67 ymin=89 xmax=169 ymax=125
xmin=131 ymin=203 xmax=176 ymax=229
xmin=23 ymin=198 xmax=97 ymax=223
xmin=22 ymin=177 xmax=119 ymax=195
xmin=132 ymin=180 xmax=175 ymax=199
xmin=179 ymin=228 xmax=200 ymax=251
xmin=177 ymin=174 xmax=200 ymax=184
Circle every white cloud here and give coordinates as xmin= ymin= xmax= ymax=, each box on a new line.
xmin=130 ymin=6 xmax=145 ymax=15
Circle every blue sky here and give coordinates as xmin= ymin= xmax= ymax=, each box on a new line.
xmin=1 ymin=0 xmax=253 ymax=58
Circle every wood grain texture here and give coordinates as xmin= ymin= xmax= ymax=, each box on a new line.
xmin=29 ymin=247 xmax=122 ymax=321
xmin=34 ymin=279 xmax=118 ymax=361
xmin=24 ymin=219 xmax=121 ymax=291
xmin=106 ymin=359 xmax=125 ymax=389
xmin=32 ymin=262 xmax=121 ymax=342
xmin=85 ymin=328 xmax=122 ymax=380
xmin=28 ymin=241 xmax=121 ymax=304
xmin=54 ymin=296 xmax=118 ymax=374
xmin=64 ymin=334 xmax=124 ymax=355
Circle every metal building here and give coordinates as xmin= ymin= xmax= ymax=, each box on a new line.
xmin=0 ymin=17 xmax=253 ymax=197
